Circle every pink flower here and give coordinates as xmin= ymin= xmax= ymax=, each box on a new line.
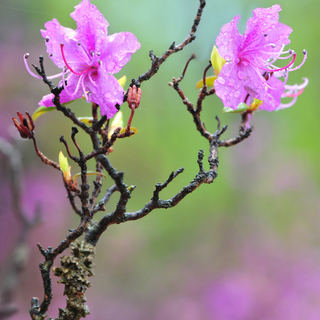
xmin=25 ymin=0 xmax=140 ymax=119
xmin=214 ymin=5 xmax=307 ymax=111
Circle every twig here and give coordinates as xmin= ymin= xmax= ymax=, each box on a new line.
xmin=130 ymin=0 xmax=206 ymax=88
xmin=31 ymin=136 xmax=60 ymax=171
xmin=33 ymin=56 xmax=92 ymax=134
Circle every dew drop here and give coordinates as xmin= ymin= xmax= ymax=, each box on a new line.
xmin=237 ymin=71 xmax=245 ymax=80
xmin=217 ymin=77 xmax=226 ymax=85
xmin=104 ymin=92 xmax=111 ymax=99
xmin=225 ymin=55 xmax=231 ymax=61
xmin=234 ymin=91 xmax=240 ymax=98
xmin=235 ymin=57 xmax=240 ymax=64
xmin=228 ymin=78 xmax=235 ymax=86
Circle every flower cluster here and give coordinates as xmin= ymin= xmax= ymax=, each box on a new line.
xmin=213 ymin=5 xmax=307 ymax=112
xmin=24 ymin=0 xmax=140 ymax=119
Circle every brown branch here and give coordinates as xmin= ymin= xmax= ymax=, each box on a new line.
xmin=219 ymin=112 xmax=252 ymax=147
xmin=89 ymin=161 xmax=104 ymax=211
xmin=66 ymin=187 xmax=82 ymax=216
xmin=131 ymin=0 xmax=206 ymax=87
xmin=84 ymin=128 xmax=135 ymax=162
xmin=91 ymin=184 xmax=119 ymax=216
xmin=32 ymin=56 xmax=93 ymax=134
xmin=31 ymin=136 xmax=60 ymax=171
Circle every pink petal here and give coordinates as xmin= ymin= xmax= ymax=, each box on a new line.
xmin=70 ymin=0 xmax=109 ymax=54
xmin=38 ymin=93 xmax=55 ymax=107
xmin=84 ymin=69 xmax=123 ymax=119
xmin=216 ymin=15 xmax=242 ymax=60
xmin=101 ymin=32 xmax=141 ymax=74
xmin=41 ymin=19 xmax=78 ymax=68
xmin=214 ymin=62 xmax=247 ymax=109
xmin=263 ymin=76 xmax=284 ymax=111
xmin=38 ymin=77 xmax=83 ymax=107
xmin=242 ymin=5 xmax=292 ymax=59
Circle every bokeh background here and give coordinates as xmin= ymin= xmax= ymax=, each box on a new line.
xmin=1 ymin=0 xmax=320 ymax=319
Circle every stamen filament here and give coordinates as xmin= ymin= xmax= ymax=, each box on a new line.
xmin=283 ymin=88 xmax=304 ymax=97
xmin=288 ymin=50 xmax=307 ymax=71
xmin=60 ymin=43 xmax=92 ymax=76
xmin=243 ymin=53 xmax=296 ymax=72
xmin=24 ymin=54 xmax=42 ymax=79
xmin=24 ymin=53 xmax=66 ymax=80
xmin=62 ymin=67 xmax=83 ymax=97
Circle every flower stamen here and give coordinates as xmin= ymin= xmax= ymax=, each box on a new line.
xmin=23 ymin=53 xmax=65 ymax=80
xmin=243 ymin=52 xmax=296 ymax=73
xmin=60 ymin=43 xmax=92 ymax=75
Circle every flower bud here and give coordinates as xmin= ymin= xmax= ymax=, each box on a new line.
xmin=12 ymin=112 xmax=35 ymax=139
xmin=127 ymin=85 xmax=142 ymax=110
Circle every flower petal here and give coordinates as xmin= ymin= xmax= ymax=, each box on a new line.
xmin=214 ymin=62 xmax=247 ymax=109
xmin=216 ymin=15 xmax=242 ymax=60
xmin=242 ymin=5 xmax=292 ymax=59
xmin=38 ymin=76 xmax=83 ymax=108
xmin=70 ymin=0 xmax=109 ymax=54
xmin=41 ymin=19 xmax=78 ymax=68
xmin=101 ymin=32 xmax=141 ymax=74
xmin=84 ymin=69 xmax=124 ymax=119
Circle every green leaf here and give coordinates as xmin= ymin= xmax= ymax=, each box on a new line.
xmin=195 ymin=75 xmax=217 ymax=89
xmin=32 ymin=106 xmax=56 ymax=121
xmin=117 ymin=75 xmax=126 ymax=88
xmin=119 ymin=127 xmax=138 ymax=134
xmin=77 ymin=117 xmax=93 ymax=125
xmin=211 ymin=45 xmax=226 ymax=75
xmin=223 ymin=103 xmax=249 ymax=113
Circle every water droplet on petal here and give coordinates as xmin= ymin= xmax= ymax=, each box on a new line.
xmin=217 ymin=77 xmax=226 ymax=85
xmin=234 ymin=57 xmax=240 ymax=64
xmin=104 ymin=92 xmax=111 ymax=99
xmin=225 ymin=55 xmax=231 ymax=61
xmin=234 ymin=91 xmax=240 ymax=98
xmin=228 ymin=78 xmax=235 ymax=86
xmin=237 ymin=71 xmax=245 ymax=80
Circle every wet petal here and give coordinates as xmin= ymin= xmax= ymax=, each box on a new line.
xmin=101 ymin=32 xmax=141 ymax=74
xmin=41 ymin=19 xmax=78 ymax=68
xmin=84 ymin=69 xmax=123 ymax=119
xmin=214 ymin=62 xmax=247 ymax=109
xmin=216 ymin=15 xmax=242 ymax=60
xmin=70 ymin=0 xmax=109 ymax=53
xmin=38 ymin=75 xmax=83 ymax=107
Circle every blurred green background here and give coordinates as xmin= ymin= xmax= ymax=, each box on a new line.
xmin=1 ymin=0 xmax=320 ymax=319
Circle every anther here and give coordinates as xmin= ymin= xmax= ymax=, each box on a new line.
xmin=45 ymin=36 xmax=50 ymax=42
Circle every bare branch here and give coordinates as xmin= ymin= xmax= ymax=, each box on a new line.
xmin=131 ymin=0 xmax=206 ymax=87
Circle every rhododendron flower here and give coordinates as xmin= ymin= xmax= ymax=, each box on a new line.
xmin=214 ymin=4 xmax=307 ymax=111
xmin=223 ymin=77 xmax=309 ymax=114
xmin=24 ymin=0 xmax=140 ymax=119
